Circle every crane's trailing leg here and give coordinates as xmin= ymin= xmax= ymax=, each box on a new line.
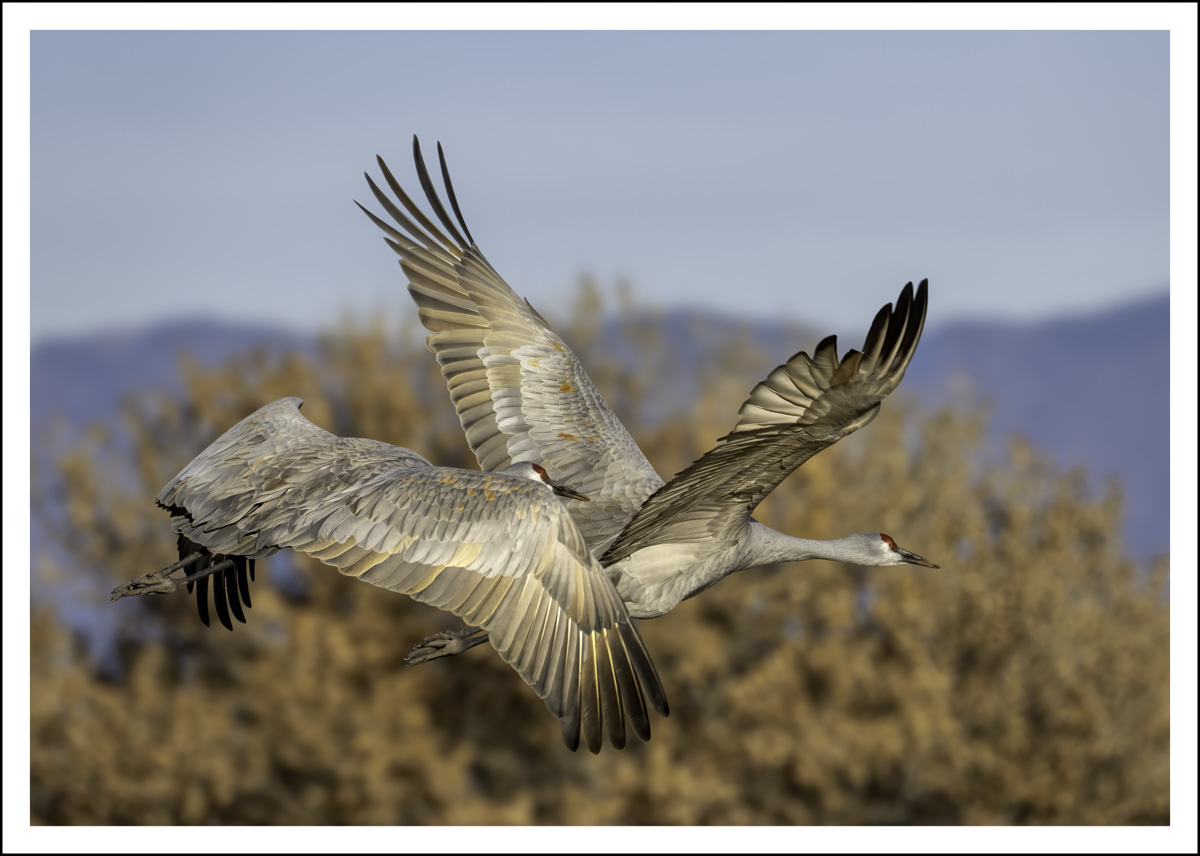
xmin=406 ymin=626 xmax=490 ymax=665
xmin=110 ymin=539 xmax=254 ymax=631
xmin=110 ymin=552 xmax=234 ymax=601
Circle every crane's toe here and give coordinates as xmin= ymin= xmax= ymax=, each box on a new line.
xmin=405 ymin=627 xmax=489 ymax=666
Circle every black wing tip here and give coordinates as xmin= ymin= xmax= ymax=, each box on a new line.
xmin=410 ymin=134 xmax=469 ymax=249
xmin=914 ymin=278 xmax=929 ymax=314
xmin=647 ymin=681 xmax=670 ymax=718
xmin=196 ymin=574 xmax=211 ymax=627
xmin=436 ymin=138 xmax=476 ymax=246
xmin=412 ymin=136 xmax=431 ymax=177
xmin=561 ymin=719 xmax=581 ymax=752
xmin=237 ymin=562 xmax=253 ymax=608
xmin=864 ymin=279 xmax=927 ymax=362
xmin=899 ymin=279 xmax=931 ymax=313
xmin=212 ymin=568 xmax=233 ymax=631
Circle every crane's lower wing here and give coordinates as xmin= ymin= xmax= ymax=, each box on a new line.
xmin=602 ymin=281 xmax=928 ymax=565
xmin=154 ymin=397 xmax=668 ymax=753
xmin=355 ymin=137 xmax=664 ymax=551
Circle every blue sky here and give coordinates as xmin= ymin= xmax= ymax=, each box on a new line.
xmin=23 ymin=27 xmax=1171 ymax=344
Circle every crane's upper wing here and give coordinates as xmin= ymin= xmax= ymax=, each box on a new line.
xmin=602 ymin=281 xmax=928 ymax=565
xmin=157 ymin=397 xmax=667 ymax=753
xmin=355 ymin=137 xmax=664 ymax=552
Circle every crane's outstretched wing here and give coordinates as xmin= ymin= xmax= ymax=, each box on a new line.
xmin=602 ymin=281 xmax=928 ymax=565
xmin=355 ymin=137 xmax=664 ymax=552
xmin=155 ymin=397 xmax=668 ymax=753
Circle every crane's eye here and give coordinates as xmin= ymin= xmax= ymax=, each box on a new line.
xmin=879 ymin=533 xmax=896 ymax=549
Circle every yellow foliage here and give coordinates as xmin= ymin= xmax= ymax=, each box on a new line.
xmin=30 ymin=287 xmax=1169 ymax=825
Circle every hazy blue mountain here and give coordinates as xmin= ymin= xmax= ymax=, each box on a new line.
xmin=901 ymin=295 xmax=1169 ymax=562
xmin=30 ymin=318 xmax=316 ymax=434
xmin=30 ymin=294 xmax=1169 ymax=563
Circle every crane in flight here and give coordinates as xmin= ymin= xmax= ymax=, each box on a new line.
xmin=112 ymin=137 xmax=936 ymax=753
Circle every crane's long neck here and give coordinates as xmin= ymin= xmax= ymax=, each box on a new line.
xmin=739 ymin=521 xmax=868 ymax=568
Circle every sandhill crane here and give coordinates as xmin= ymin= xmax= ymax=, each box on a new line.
xmin=112 ymin=137 xmax=936 ymax=753
xmin=112 ymin=399 xmax=666 ymax=752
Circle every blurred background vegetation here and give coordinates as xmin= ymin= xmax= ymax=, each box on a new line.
xmin=29 ymin=282 xmax=1170 ymax=825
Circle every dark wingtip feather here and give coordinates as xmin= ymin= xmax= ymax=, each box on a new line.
xmin=892 ymin=279 xmax=929 ymax=376
xmin=178 ymin=533 xmax=196 ymax=597
xmin=913 ymin=280 xmax=930 ymax=324
xmin=372 ymin=154 xmax=450 ymax=252
xmin=620 ymin=623 xmax=669 ymax=718
xmin=196 ymin=574 xmax=211 ymax=627
xmin=560 ymin=718 xmax=581 ymax=752
xmin=237 ymin=562 xmax=253 ymax=608
xmin=212 ymin=569 xmax=233 ymax=631
xmin=412 ymin=136 xmax=469 ymax=249
xmin=226 ymin=563 xmax=246 ymax=625
xmin=360 ymin=173 xmax=434 ymax=250
xmin=437 ymin=141 xmax=475 ymax=247
xmin=878 ymin=284 xmax=913 ymax=368
xmin=611 ymin=627 xmax=652 ymax=743
xmin=863 ymin=301 xmax=892 ymax=356
xmin=596 ymin=639 xmax=627 ymax=751
xmin=580 ymin=645 xmax=603 ymax=754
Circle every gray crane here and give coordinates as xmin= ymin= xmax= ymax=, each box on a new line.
xmin=112 ymin=137 xmax=936 ymax=753
xmin=112 ymin=398 xmax=667 ymax=752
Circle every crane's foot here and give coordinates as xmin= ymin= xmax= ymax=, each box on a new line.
xmin=405 ymin=627 xmax=490 ymax=665
xmin=110 ymin=552 xmax=233 ymax=601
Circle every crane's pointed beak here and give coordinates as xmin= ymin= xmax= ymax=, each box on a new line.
xmin=897 ymin=547 xmax=938 ymax=569
xmin=548 ymin=479 xmax=590 ymax=502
